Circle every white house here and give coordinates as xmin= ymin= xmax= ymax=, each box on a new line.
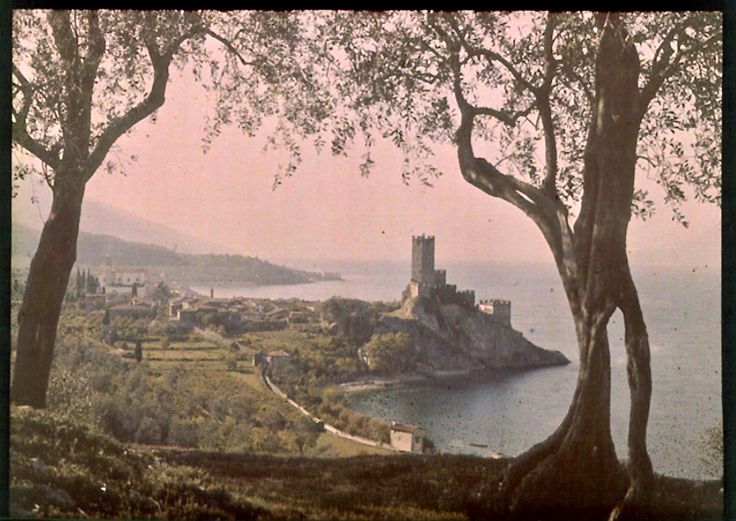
xmin=390 ymin=422 xmax=425 ymax=453
xmin=102 ymin=268 xmax=148 ymax=298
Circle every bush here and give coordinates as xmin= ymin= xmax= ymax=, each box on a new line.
xmin=362 ymin=332 xmax=416 ymax=373
xmin=169 ymin=419 xmax=202 ymax=448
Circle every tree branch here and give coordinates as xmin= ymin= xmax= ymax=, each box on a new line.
xmin=539 ymin=13 xmax=560 ymax=196
xmin=639 ymin=15 xmax=705 ymax=114
xmin=12 ymin=65 xmax=33 ymax=125
xmin=451 ymin=51 xmax=568 ymax=262
xmin=85 ymin=34 xmax=171 ymax=179
xmin=81 ymin=11 xmax=105 ymax=91
xmin=12 ymin=123 xmax=61 ymax=169
xmin=204 ymin=28 xmax=254 ymax=66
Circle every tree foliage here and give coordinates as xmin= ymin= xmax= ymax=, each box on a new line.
xmin=11 ymin=10 xmax=333 ymax=189
xmin=299 ymin=11 xmax=721 ymax=223
xmin=363 ymin=332 xmax=415 ymax=373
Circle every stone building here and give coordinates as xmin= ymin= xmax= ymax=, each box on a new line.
xmin=479 ymin=299 xmax=512 ymax=326
xmin=390 ymin=422 xmax=425 ymax=453
xmin=266 ymin=350 xmax=291 ymax=369
xmin=409 ymin=235 xmax=475 ymax=308
xmin=103 ymin=266 xmax=148 ymax=298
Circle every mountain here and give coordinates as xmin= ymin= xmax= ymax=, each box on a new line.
xmin=13 ymin=197 xmax=229 ymax=255
xmin=11 ymin=223 xmax=340 ymax=286
xmin=12 ymin=222 xmax=181 ymax=266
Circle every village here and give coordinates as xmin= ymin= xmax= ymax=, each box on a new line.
xmin=38 ymin=236 xmax=523 ymax=457
xmin=49 ymin=255 xmax=437 ymax=455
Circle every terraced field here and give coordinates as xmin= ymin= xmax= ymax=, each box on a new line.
xmin=114 ymin=329 xmax=390 ymax=457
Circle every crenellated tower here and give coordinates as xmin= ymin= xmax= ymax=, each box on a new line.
xmin=411 ymin=235 xmax=435 ymax=286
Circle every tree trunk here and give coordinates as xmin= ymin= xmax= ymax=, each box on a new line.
xmin=12 ymin=176 xmax=85 ymax=408
xmin=497 ymin=16 xmax=653 ymax=519
xmin=609 ymin=265 xmax=654 ymax=520
xmin=504 ymin=299 xmax=626 ymax=520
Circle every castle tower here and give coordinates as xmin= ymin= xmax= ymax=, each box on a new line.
xmin=411 ymin=235 xmax=435 ymax=286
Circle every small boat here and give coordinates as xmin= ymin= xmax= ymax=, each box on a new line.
xmin=469 ymin=442 xmax=488 ymax=448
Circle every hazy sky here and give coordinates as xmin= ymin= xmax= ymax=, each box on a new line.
xmin=13 ymin=61 xmax=721 ymax=266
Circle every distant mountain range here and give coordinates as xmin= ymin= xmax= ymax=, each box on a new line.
xmin=11 ymin=222 xmax=340 ymax=286
xmin=13 ymin=198 xmax=229 ymax=255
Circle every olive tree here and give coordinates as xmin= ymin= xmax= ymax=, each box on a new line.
xmin=307 ymin=10 xmax=721 ymax=519
xmin=11 ymin=10 xmax=328 ymax=408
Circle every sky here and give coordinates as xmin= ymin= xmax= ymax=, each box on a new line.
xmin=12 ymin=53 xmax=721 ymax=267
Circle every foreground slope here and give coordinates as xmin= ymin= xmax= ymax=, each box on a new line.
xmin=10 ymin=407 xmax=722 ymax=520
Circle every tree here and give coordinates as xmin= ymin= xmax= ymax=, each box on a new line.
xmin=134 ymin=339 xmax=143 ymax=363
xmin=308 ymin=11 xmax=721 ymax=519
xmin=362 ymin=332 xmax=415 ymax=373
xmin=11 ymin=10 xmax=329 ymax=407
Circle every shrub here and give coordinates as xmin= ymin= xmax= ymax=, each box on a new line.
xmin=362 ymin=332 xmax=416 ymax=373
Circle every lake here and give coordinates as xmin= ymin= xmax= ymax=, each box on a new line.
xmin=193 ymin=259 xmax=722 ymax=479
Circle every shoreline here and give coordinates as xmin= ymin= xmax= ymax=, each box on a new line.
xmin=339 ymin=369 xmax=478 ymax=394
xmin=339 ymin=362 xmax=574 ymax=395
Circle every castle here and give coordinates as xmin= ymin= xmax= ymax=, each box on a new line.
xmin=409 ymin=235 xmax=475 ymax=308
xmin=409 ymin=235 xmax=511 ymax=325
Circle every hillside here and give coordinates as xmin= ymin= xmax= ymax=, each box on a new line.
xmin=11 ymin=222 xmax=339 ymax=286
xmin=10 ymin=406 xmax=723 ymax=520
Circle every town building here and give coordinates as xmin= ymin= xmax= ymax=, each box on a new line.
xmin=390 ymin=422 xmax=425 ymax=453
xmin=102 ymin=265 xmax=148 ymax=298
xmin=177 ymin=308 xmax=198 ymax=323
xmin=266 ymin=350 xmax=291 ymax=368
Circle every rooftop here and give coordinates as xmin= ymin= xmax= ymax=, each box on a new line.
xmin=390 ymin=422 xmax=423 ymax=434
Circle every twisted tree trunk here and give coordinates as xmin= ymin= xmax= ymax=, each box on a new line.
xmin=450 ymin=14 xmax=655 ymax=519
xmin=505 ymin=15 xmax=654 ymax=519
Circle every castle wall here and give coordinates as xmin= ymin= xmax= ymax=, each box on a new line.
xmin=433 ymin=269 xmax=446 ymax=287
xmin=479 ymin=299 xmax=511 ymax=325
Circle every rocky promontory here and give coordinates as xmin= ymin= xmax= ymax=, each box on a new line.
xmin=374 ymin=291 xmax=569 ymax=373
xmin=319 ymin=293 xmax=569 ymax=376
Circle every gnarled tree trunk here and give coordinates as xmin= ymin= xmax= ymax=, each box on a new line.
xmin=450 ymin=13 xmax=655 ymax=519
xmin=505 ymin=15 xmax=654 ymax=519
xmin=12 ymin=174 xmax=85 ymax=408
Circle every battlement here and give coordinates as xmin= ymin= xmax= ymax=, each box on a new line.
xmin=437 ymin=285 xmax=475 ymax=309
xmin=479 ymin=299 xmax=511 ymax=325
xmin=480 ymin=299 xmax=510 ymax=305
xmin=433 ymin=269 xmax=447 ymax=287
xmin=408 ymin=235 xmax=489 ymax=312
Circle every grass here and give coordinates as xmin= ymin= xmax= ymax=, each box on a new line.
xmin=10 ymin=406 xmax=266 ymax=520
xmin=312 ymin=433 xmax=394 ymax=457
xmin=11 ymin=402 xmax=723 ymax=521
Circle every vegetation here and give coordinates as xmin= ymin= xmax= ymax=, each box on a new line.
xmin=248 ymin=328 xmax=391 ymax=443
xmin=319 ymin=297 xmax=379 ymax=344
xmin=10 ymin=406 xmax=723 ymax=520
xmin=362 ymin=332 xmax=416 ymax=373
xmin=10 ymin=406 xmax=266 ymax=520
xmin=47 ymin=310 xmax=328 ymax=455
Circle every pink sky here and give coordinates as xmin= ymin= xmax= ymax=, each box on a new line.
xmin=13 ymin=63 xmax=721 ymax=266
